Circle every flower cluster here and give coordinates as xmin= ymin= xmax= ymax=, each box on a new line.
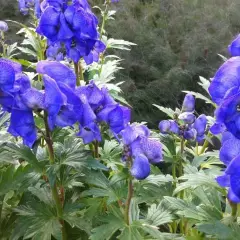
xmin=209 ymin=34 xmax=240 ymax=202
xmin=158 ymin=93 xmax=207 ymax=142
xmin=120 ymin=124 xmax=163 ymax=180
xmin=0 ymin=58 xmax=130 ymax=147
xmin=36 ymin=0 xmax=105 ymax=64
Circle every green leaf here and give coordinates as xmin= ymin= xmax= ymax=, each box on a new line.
xmin=90 ymin=213 xmax=124 ymax=240
xmin=12 ymin=200 xmax=61 ymax=240
xmin=107 ymin=38 xmax=136 ymax=51
xmin=152 ymin=104 xmax=175 ymax=118
xmin=82 ymin=171 xmax=127 ymax=204
xmin=196 ymin=221 xmax=231 ymax=239
xmin=3 ymin=142 xmax=45 ymax=172
xmin=144 ymin=201 xmax=173 ymax=226
xmin=173 ymin=171 xmax=222 ymax=195
xmin=118 ymin=225 xmax=144 ymax=240
xmin=17 ymin=47 xmax=37 ymax=57
xmin=0 ymin=164 xmax=40 ymax=195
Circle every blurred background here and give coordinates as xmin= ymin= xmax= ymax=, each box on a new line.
xmin=2 ymin=0 xmax=240 ymax=126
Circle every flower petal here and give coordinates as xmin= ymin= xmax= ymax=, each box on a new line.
xmin=37 ymin=60 xmax=76 ymax=89
xmin=131 ymin=154 xmax=150 ymax=180
xmin=8 ymin=109 xmax=37 ymax=147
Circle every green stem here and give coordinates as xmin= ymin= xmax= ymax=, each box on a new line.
xmin=125 ymin=158 xmax=133 ymax=225
xmin=125 ymin=178 xmax=133 ymax=225
xmin=195 ymin=142 xmax=199 ymax=156
xmin=43 ymin=112 xmax=67 ymax=240
xmin=230 ymin=202 xmax=238 ymax=220
xmin=94 ymin=141 xmax=99 ymax=158
xmin=179 ymin=138 xmax=185 ymax=234
xmin=199 ymin=132 xmax=211 ymax=155
xmin=100 ymin=3 xmax=109 ymax=39
xmin=0 ymin=195 xmax=4 ymax=225
xmin=74 ymin=62 xmax=80 ymax=86
xmin=172 ymin=163 xmax=176 ymax=188
xmin=79 ymin=61 xmax=84 ymax=82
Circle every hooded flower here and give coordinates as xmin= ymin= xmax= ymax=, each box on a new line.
xmin=208 ymin=57 xmax=240 ymax=105
xmin=121 ymin=124 xmax=162 ymax=180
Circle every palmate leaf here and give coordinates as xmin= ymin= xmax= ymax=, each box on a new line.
xmin=82 ymin=170 xmax=127 ymax=204
xmin=0 ymin=164 xmax=40 ymax=195
xmin=135 ymin=174 xmax=174 ymax=204
xmin=164 ymin=196 xmax=222 ymax=222
xmin=152 ymin=104 xmax=175 ymax=119
xmin=12 ymin=200 xmax=61 ymax=240
xmin=53 ymin=138 xmax=107 ymax=171
xmin=90 ymin=213 xmax=125 ymax=240
xmin=173 ymin=171 xmax=223 ymax=195
xmin=93 ymin=60 xmax=122 ymax=84
xmin=2 ymin=142 xmax=45 ymax=172
xmin=145 ymin=201 xmax=173 ymax=226
xmin=196 ymin=221 xmax=232 ymax=240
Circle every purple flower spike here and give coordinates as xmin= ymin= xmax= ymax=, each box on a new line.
xmin=182 ymin=93 xmax=195 ymax=112
xmin=131 ymin=154 xmax=150 ymax=180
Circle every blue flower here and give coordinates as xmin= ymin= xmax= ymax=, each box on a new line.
xmin=20 ymin=88 xmax=45 ymax=110
xmin=97 ymin=104 xmax=131 ymax=134
xmin=8 ymin=109 xmax=37 ymax=148
xmin=159 ymin=120 xmax=171 ymax=133
xmin=43 ymin=75 xmax=67 ymax=130
xmin=178 ymin=112 xmax=196 ymax=124
xmin=131 ymin=154 xmax=150 ymax=180
xmin=121 ymin=123 xmax=163 ymax=180
xmin=209 ymin=57 xmax=240 ymax=105
xmin=194 ymin=114 xmax=207 ymax=142
xmin=182 ymin=93 xmax=195 ymax=112
xmin=77 ymin=122 xmax=101 ymax=144
xmin=37 ymin=61 xmax=76 ymax=89
xmin=215 ymin=91 xmax=240 ymax=139
xmin=229 ymin=34 xmax=240 ymax=57
xmin=121 ymin=123 xmax=150 ymax=145
xmin=183 ymin=128 xmax=197 ymax=140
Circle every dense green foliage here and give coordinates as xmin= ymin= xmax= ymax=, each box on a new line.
xmin=102 ymin=0 xmax=240 ymax=125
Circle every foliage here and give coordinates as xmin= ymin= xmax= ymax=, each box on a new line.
xmin=0 ymin=0 xmax=238 ymax=240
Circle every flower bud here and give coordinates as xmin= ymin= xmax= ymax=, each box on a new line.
xmin=194 ymin=114 xmax=207 ymax=136
xmin=183 ymin=128 xmax=197 ymax=140
xmin=159 ymin=120 xmax=171 ymax=133
xmin=182 ymin=93 xmax=195 ymax=112
xmin=178 ymin=112 xmax=196 ymax=124
xmin=0 ymin=21 xmax=8 ymax=32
